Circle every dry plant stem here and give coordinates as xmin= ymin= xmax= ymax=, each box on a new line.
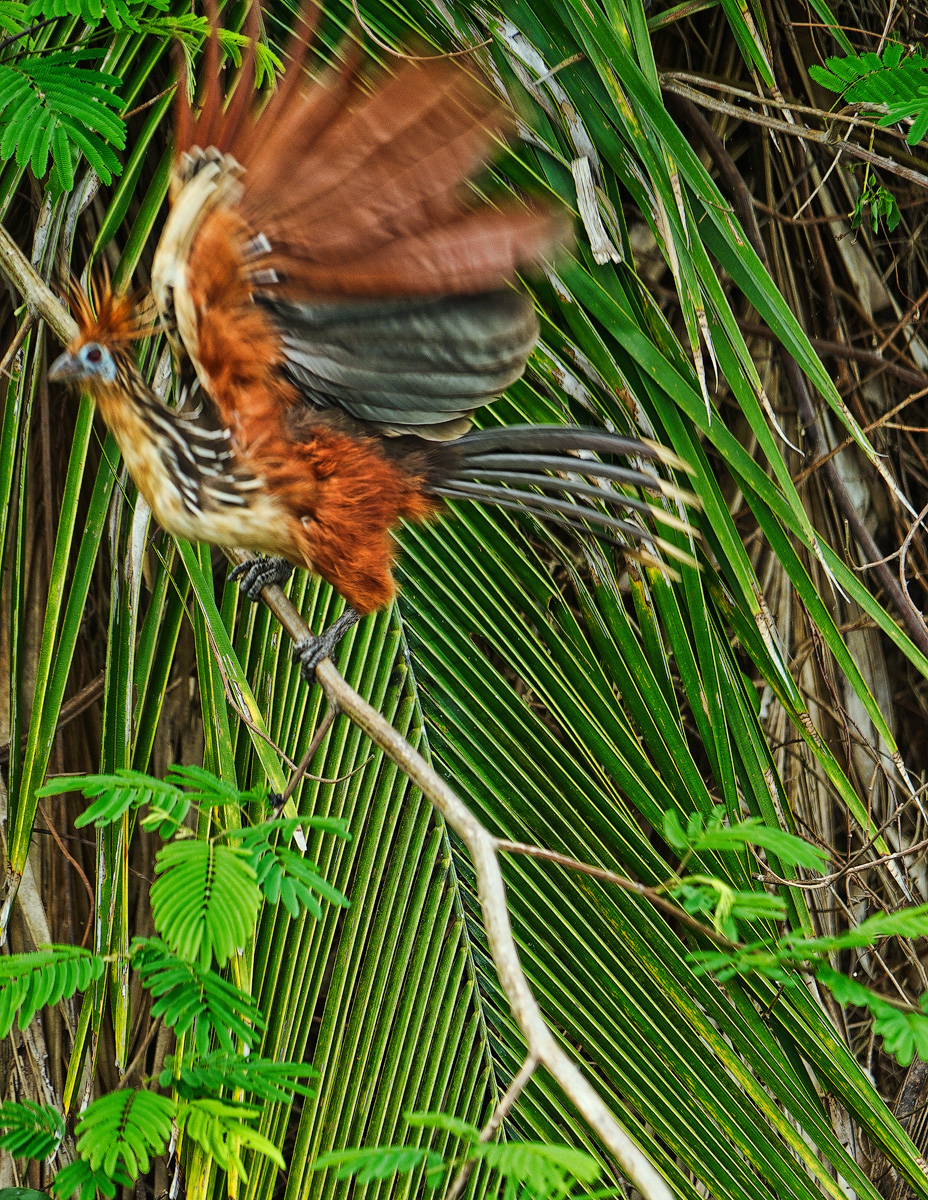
xmin=739 ymin=322 xmax=928 ymax=391
xmin=496 ymin=838 xmax=737 ymax=945
xmin=0 ymin=218 xmax=671 ymax=1197
xmin=661 ymin=77 xmax=928 ymax=191
xmin=0 ymin=221 xmax=74 ymax=342
xmin=37 ymin=801 xmax=94 ymax=948
xmin=759 ymin=831 xmax=928 ymax=888
xmin=0 ymin=315 xmax=33 ymax=377
xmin=1 ymin=671 xmax=106 ymax=764
xmin=792 ymin=388 xmax=928 ymax=485
xmin=118 ymin=1017 xmax=163 ymax=1089
xmin=278 ymin=702 xmax=339 ymax=803
xmin=225 ymin=549 xmax=674 ymax=1200
xmin=446 ymin=1054 xmax=538 ymax=1200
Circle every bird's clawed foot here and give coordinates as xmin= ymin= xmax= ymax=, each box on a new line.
xmin=229 ymin=555 xmax=294 ymax=601
xmin=292 ymin=608 xmax=361 ymax=683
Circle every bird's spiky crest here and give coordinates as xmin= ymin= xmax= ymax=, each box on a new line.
xmin=66 ymin=275 xmax=153 ymax=346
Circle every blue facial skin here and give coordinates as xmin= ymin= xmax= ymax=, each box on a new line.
xmin=49 ymin=341 xmax=119 ymax=384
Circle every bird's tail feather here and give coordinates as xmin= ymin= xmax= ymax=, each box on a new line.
xmin=434 ymin=424 xmax=699 ymax=568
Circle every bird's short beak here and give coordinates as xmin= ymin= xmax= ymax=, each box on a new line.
xmin=48 ymin=351 xmax=83 ymax=383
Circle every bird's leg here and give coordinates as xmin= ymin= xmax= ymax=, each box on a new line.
xmin=229 ymin=555 xmax=294 ymax=601
xmin=292 ymin=607 xmax=361 ymax=683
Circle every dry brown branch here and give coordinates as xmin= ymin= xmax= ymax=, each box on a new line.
xmin=661 ymin=76 xmax=928 ymax=191
xmin=496 ymin=837 xmax=738 ymax=944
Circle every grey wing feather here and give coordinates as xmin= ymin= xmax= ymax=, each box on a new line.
xmin=260 ymin=289 xmax=538 ymax=440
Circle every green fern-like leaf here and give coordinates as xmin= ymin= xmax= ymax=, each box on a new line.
xmin=871 ymin=1007 xmax=928 ymax=1067
xmin=313 ymin=1145 xmax=446 ymax=1189
xmin=664 ymin=806 xmax=827 ymax=869
xmin=816 ymin=965 xmax=928 ymax=1066
xmin=0 ymin=946 xmax=105 ymax=1037
xmin=788 ymin=902 xmax=928 ymax=954
xmin=131 ymin=938 xmax=265 ymax=1054
xmin=0 ymin=1099 xmax=65 ymax=1159
xmin=75 ymin=1090 xmax=174 ymax=1180
xmin=472 ymin=1142 xmax=602 ymax=1198
xmin=39 ymin=769 xmax=190 ymax=834
xmin=161 ymin=1050 xmax=317 ymax=1103
xmin=405 ymin=1111 xmax=481 ymax=1141
xmin=231 ymin=819 xmax=350 ymax=919
xmin=0 ymin=4 xmax=29 ymax=34
xmin=164 ymin=763 xmax=262 ymax=808
xmin=149 ymin=14 xmax=281 ymax=89
xmin=39 ymin=763 xmax=266 ymax=836
xmin=809 ymin=47 xmax=928 ymax=144
xmin=24 ymin=0 xmax=169 ymax=29
xmin=150 ymin=840 xmax=261 ymax=967
xmin=50 ymin=1157 xmax=133 ymax=1200
xmin=0 ymin=51 xmax=124 ymax=190
xmin=175 ymin=1099 xmax=285 ymax=1180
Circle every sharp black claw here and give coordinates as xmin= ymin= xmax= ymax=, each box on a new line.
xmin=292 ymin=608 xmax=362 ymax=684
xmin=229 ymin=556 xmax=294 ymax=601
xmin=292 ymin=635 xmax=328 ymax=683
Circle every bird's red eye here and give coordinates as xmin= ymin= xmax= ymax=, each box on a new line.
xmin=86 ymin=346 xmax=103 ymax=364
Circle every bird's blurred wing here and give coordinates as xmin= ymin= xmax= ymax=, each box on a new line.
xmin=151 ymin=4 xmax=567 ymax=435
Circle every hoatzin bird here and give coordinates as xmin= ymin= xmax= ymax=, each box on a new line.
xmin=50 ymin=3 xmax=692 ymax=680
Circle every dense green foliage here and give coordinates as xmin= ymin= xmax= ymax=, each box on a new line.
xmin=12 ymin=768 xmax=928 ymax=1195
xmin=2 ymin=0 xmax=927 ymax=1198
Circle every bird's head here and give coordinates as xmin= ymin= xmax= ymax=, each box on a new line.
xmin=49 ymin=279 xmax=148 ymax=392
xmin=49 ymin=338 xmax=120 ymax=385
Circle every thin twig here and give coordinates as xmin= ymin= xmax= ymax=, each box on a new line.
xmin=758 ymin=833 xmax=928 ymax=889
xmin=663 ymin=72 xmax=905 ymax=138
xmin=278 ymin=702 xmax=339 ymax=804
xmin=118 ymin=1017 xmax=163 ymax=1089
xmin=898 ymin=502 xmax=928 ymax=624
xmin=792 ymin=388 xmax=928 ymax=485
xmin=496 ymin=839 xmax=737 ymax=945
xmin=661 ymin=77 xmax=928 ymax=192
xmin=0 ymin=15 xmax=61 ymax=55
xmin=446 ymin=1055 xmax=538 ymax=1200
xmin=122 ymin=85 xmax=176 ymax=121
xmin=0 ymin=670 xmax=105 ymax=765
xmin=0 ymin=315 xmax=33 ymax=379
xmin=37 ymin=801 xmax=94 ymax=948
xmin=739 ymin=321 xmax=928 ymax=390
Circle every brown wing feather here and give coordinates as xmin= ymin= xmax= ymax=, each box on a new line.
xmin=193 ymin=0 xmax=223 ymax=152
xmin=235 ymin=54 xmax=567 ymax=297
xmin=215 ymin=0 xmax=260 ymax=152
xmin=242 ymin=63 xmax=509 ymax=270
xmin=268 ymin=205 xmax=563 ymax=298
xmin=236 ymin=38 xmax=363 ymax=202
